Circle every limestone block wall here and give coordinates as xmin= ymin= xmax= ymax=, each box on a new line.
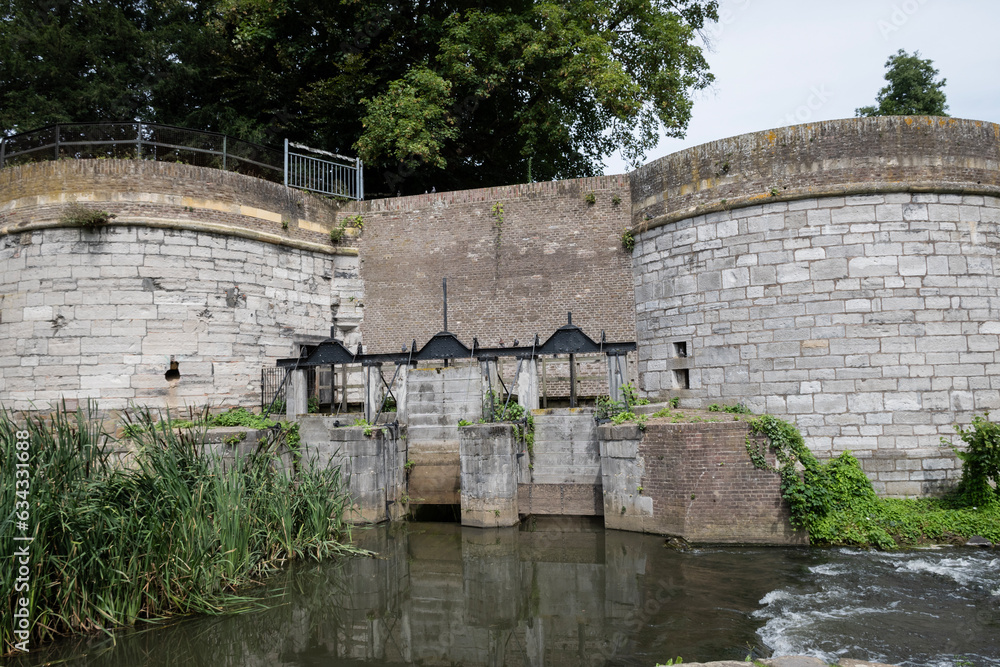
xmin=297 ymin=417 xmax=407 ymax=524
xmin=0 ymin=160 xmax=363 ymax=412
xmin=404 ymin=365 xmax=484 ymax=506
xmin=517 ymin=407 xmax=604 ymax=516
xmin=630 ymin=117 xmax=1000 ymax=496
xmin=459 ymin=423 xmax=519 ymax=527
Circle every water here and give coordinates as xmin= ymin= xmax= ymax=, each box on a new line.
xmin=6 ymin=520 xmax=998 ymax=666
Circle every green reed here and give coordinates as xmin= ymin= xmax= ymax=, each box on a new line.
xmin=1 ymin=402 xmax=356 ymax=654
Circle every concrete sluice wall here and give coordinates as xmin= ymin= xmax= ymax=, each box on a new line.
xmin=295 ymin=363 xmax=800 ymax=543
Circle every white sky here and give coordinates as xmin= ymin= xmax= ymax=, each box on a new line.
xmin=603 ymin=0 xmax=1000 ymax=175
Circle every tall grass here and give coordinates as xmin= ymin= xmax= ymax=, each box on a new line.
xmin=0 ymin=402 xmax=356 ymax=654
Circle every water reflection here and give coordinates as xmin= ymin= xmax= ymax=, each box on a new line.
xmin=6 ymin=522 xmax=997 ymax=666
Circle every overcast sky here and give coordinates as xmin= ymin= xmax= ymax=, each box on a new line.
xmin=603 ymin=0 xmax=1000 ymax=175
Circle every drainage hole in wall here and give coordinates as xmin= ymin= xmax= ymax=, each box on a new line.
xmin=673 ymin=369 xmax=689 ymax=389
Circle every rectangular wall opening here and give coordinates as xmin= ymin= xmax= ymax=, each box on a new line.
xmin=673 ymin=369 xmax=690 ymax=389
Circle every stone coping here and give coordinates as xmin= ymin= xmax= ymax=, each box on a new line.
xmin=630 ymin=116 xmax=1000 ymax=232
xmin=0 ymin=216 xmax=357 ymax=256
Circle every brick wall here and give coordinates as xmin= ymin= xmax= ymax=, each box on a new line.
xmin=0 ymin=159 xmax=346 ymax=247
xmin=346 ymin=175 xmax=635 ymax=354
xmin=600 ymin=420 xmax=806 ymax=545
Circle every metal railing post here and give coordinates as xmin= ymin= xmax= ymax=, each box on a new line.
xmin=357 ymin=158 xmax=364 ymax=200
xmin=136 ymin=123 xmax=142 ymax=160
xmin=54 ymin=124 xmax=59 ymax=160
xmin=0 ymin=136 xmax=6 ymax=169
xmin=222 ymin=135 xmax=227 ymax=171
xmin=284 ymin=138 xmax=289 ymax=187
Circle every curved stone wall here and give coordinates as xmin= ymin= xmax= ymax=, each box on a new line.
xmin=631 ymin=117 xmax=1000 ymax=495
xmin=0 ymin=160 xmax=363 ymax=412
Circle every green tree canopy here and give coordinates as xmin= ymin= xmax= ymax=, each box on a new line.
xmin=0 ymin=0 xmax=719 ymax=194
xmin=855 ymin=49 xmax=948 ymax=118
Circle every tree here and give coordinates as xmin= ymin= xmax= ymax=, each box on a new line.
xmin=0 ymin=0 xmax=156 ymax=131
xmin=183 ymin=0 xmax=720 ymax=193
xmin=0 ymin=0 xmax=219 ymax=134
xmin=855 ymin=49 xmax=948 ymax=117
xmin=0 ymin=0 xmax=720 ymax=195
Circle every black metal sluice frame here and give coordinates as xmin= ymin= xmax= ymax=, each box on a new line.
xmin=274 ymin=313 xmax=636 ymax=370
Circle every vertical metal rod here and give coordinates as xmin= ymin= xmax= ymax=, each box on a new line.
xmin=541 ymin=358 xmax=548 ymax=409
xmin=284 ymin=138 xmax=289 ymax=187
xmin=443 ymin=277 xmax=448 ymax=332
xmin=54 ymin=124 xmax=60 ymax=160
xmin=358 ymin=158 xmax=364 ymax=200
xmin=0 ymin=136 xmax=5 ymax=169
xmin=222 ymin=135 xmax=227 ymax=171
xmin=136 ymin=124 xmax=142 ymax=160
xmin=340 ymin=364 xmax=348 ymax=413
xmin=569 ymin=353 xmax=577 ymax=408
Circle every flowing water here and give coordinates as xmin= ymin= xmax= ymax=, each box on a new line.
xmin=6 ymin=519 xmax=999 ymax=666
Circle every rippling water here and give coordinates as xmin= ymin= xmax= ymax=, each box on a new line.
xmin=4 ymin=521 xmax=997 ymax=666
xmin=754 ymin=548 xmax=1000 ymax=666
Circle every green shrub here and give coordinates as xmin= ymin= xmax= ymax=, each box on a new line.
xmin=942 ymin=413 xmax=1000 ymax=507
xmin=0 ymin=402 xmax=355 ymax=652
xmin=746 ymin=414 xmax=1000 ymax=549
xmin=708 ymin=402 xmax=752 ymax=414
xmin=61 ymin=203 xmax=116 ymax=228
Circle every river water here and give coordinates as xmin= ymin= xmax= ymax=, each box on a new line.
xmin=6 ymin=519 xmax=999 ymax=666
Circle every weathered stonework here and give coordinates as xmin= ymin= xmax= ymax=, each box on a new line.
xmin=631 ymin=117 xmax=1000 ymax=496
xmin=460 ymin=423 xmax=519 ymax=527
xmin=297 ymin=417 xmax=408 ymax=524
xmin=0 ymin=160 xmax=364 ymax=412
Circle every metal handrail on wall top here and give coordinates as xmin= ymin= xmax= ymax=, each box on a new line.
xmin=0 ymin=122 xmax=363 ymax=200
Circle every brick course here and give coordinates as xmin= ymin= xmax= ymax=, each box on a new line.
xmin=600 ymin=420 xmax=805 ymax=544
xmin=345 ymin=175 xmax=636 ymax=354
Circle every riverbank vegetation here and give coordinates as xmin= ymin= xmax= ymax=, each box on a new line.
xmin=746 ymin=413 xmax=1000 ymax=549
xmin=0 ymin=403 xmax=356 ymax=654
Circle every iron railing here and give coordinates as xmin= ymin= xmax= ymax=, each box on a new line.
xmin=285 ymin=140 xmax=363 ymax=200
xmin=261 ymin=366 xmax=287 ymax=413
xmin=0 ymin=122 xmax=363 ymax=200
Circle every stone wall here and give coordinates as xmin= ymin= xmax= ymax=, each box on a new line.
xmin=404 ymin=365 xmax=484 ymax=505
xmin=297 ymin=417 xmax=407 ymax=524
xmin=600 ymin=420 xmax=806 ymax=545
xmin=459 ymin=423 xmax=519 ymax=527
xmin=346 ymin=175 xmax=635 ymax=354
xmin=517 ymin=407 xmax=604 ymax=516
xmin=0 ymin=160 xmax=363 ymax=412
xmin=630 ymin=117 xmax=1000 ymax=496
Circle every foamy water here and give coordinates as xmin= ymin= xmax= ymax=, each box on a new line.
xmin=755 ymin=548 xmax=1000 ymax=666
